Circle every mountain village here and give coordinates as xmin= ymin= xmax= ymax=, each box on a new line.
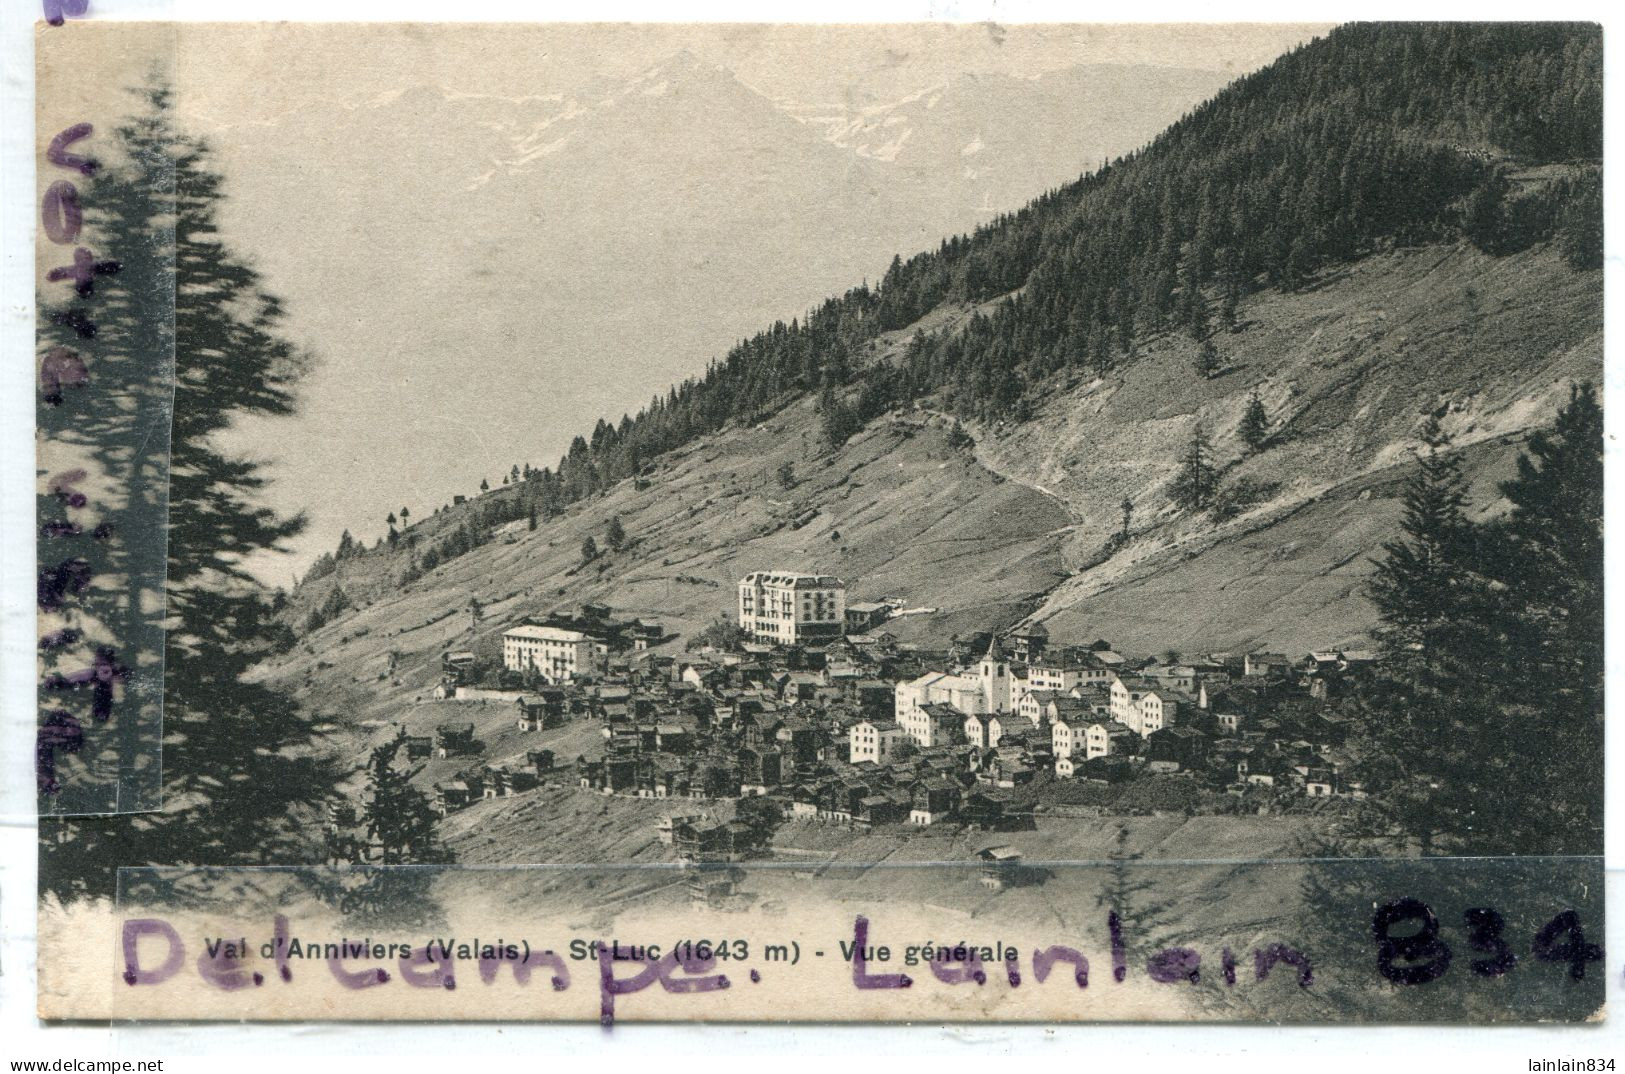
xmin=330 ymin=567 xmax=1382 ymax=865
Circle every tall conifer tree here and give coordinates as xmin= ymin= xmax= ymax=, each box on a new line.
xmin=1367 ymin=415 xmax=1470 ymax=670
xmin=1170 ymin=426 xmax=1217 ymax=510
xmin=1240 ymin=392 xmax=1270 ymax=451
xmin=39 ymin=84 xmax=342 ymax=900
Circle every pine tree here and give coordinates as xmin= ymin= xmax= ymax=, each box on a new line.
xmin=580 ymin=535 xmax=598 ymax=562
xmin=1345 ymin=391 xmax=1602 ymax=858
xmin=1343 ymin=414 xmax=1480 ymax=856
xmin=1366 ymin=415 xmax=1470 ymax=667
xmin=1469 ymin=383 xmax=1604 ymax=852
xmin=1239 ymin=392 xmax=1270 ymax=451
xmin=1169 ymin=426 xmax=1217 ymax=510
xmin=1119 ymin=497 xmax=1133 ymax=542
xmin=1116 ymin=314 xmax=1136 ymax=362
xmin=1282 ymin=236 xmax=1313 ymax=291
xmin=732 ymin=796 xmax=785 ymax=857
xmin=1088 ymin=321 xmax=1112 ymax=376
xmin=1094 ymin=823 xmax=1189 ymax=981
xmin=1186 ymin=291 xmax=1211 ymax=343
xmin=399 ymin=506 xmax=410 ymax=526
xmin=38 ymin=83 xmax=343 ymax=898
xmin=606 ymin=515 xmax=627 ymax=552
xmin=1194 ymin=339 xmax=1220 ymax=379
xmin=1557 ymin=173 xmax=1603 ymax=269
xmin=360 ymin=739 xmax=449 ymax=865
xmin=1487 ymin=383 xmax=1602 ymax=696
xmin=820 ymin=385 xmax=860 ymax=448
xmin=1463 ymin=172 xmax=1509 ymax=253
xmin=479 ymin=478 xmax=490 ymax=492
xmin=1217 ymin=246 xmax=1242 ymax=332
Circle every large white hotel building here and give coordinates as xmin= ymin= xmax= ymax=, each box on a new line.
xmin=736 ymin=571 xmax=846 ymax=645
xmin=501 ymin=623 xmax=606 ymax=682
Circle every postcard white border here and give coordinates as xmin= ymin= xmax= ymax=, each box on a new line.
xmin=2 ymin=0 xmax=1622 ymax=1065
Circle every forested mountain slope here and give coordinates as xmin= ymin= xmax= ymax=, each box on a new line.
xmin=280 ymin=22 xmax=1601 ymax=667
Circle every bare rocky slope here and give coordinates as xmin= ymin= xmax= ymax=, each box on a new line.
xmin=967 ymin=242 xmax=1601 ymax=653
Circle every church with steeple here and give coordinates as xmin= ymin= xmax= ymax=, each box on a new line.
xmin=978 ymin=634 xmax=1012 ymax=714
xmin=894 ymin=631 xmax=1022 ymax=747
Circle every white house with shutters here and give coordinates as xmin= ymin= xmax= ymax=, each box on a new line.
xmin=849 ymin=719 xmax=909 ymax=765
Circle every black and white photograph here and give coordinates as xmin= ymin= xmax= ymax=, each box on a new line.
xmin=19 ymin=13 xmax=1608 ymax=1032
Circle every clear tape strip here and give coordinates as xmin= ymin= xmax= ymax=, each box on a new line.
xmin=34 ymin=7 xmax=178 ymax=816
xmin=83 ymin=856 xmax=1610 ymax=1025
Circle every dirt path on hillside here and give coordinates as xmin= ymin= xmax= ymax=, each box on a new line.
xmin=975 ymin=447 xmax=1083 ymax=530
xmin=913 ymin=406 xmax=1084 ymax=533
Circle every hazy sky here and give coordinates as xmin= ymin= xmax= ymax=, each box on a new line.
xmin=40 ymin=22 xmax=1328 ymax=585
xmin=177 ymin=22 xmax=1325 ymax=114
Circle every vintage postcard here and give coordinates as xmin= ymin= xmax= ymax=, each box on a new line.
xmin=31 ymin=18 xmax=1605 ymax=1024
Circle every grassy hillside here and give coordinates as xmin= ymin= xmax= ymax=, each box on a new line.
xmin=270 ymin=238 xmax=1597 ymax=763
xmin=261 ymin=368 xmax=1071 ymax=728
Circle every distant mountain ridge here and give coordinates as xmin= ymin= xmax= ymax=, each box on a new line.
xmin=406 ymin=52 xmax=1237 ymax=219
xmin=783 ymin=63 xmax=1237 ymax=215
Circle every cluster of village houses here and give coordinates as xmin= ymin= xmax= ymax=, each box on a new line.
xmin=417 ymin=572 xmax=1378 ymax=858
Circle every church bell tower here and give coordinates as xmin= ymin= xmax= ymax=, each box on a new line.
xmin=979 ymin=634 xmax=1011 ymax=714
